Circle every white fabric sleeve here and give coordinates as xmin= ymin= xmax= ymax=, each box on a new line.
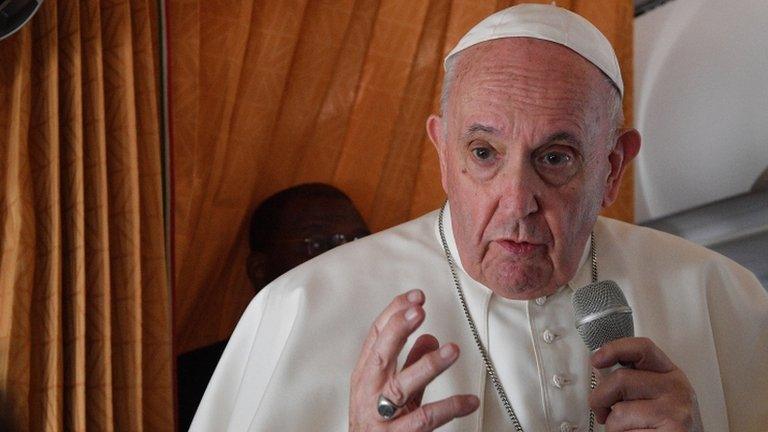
xmin=706 ymin=260 xmax=768 ymax=431
xmin=188 ymin=288 xmax=271 ymax=431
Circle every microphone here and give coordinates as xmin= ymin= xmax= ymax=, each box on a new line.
xmin=572 ymin=280 xmax=634 ymax=374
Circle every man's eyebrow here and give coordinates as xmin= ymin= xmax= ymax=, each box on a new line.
xmin=462 ymin=123 xmax=499 ymax=140
xmin=541 ymin=131 xmax=583 ymax=148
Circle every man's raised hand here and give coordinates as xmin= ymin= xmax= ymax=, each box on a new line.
xmin=349 ymin=289 xmax=479 ymax=431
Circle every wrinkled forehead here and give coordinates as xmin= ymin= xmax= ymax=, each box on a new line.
xmin=447 ymin=38 xmax=614 ymax=133
xmin=454 ymin=38 xmax=609 ymax=99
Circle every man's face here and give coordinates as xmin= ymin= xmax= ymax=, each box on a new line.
xmin=265 ymin=194 xmax=370 ymax=282
xmin=429 ymin=38 xmax=628 ymax=300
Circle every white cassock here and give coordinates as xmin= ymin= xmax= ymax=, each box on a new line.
xmin=190 ymin=206 xmax=768 ymax=431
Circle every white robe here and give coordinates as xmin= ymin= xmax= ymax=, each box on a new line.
xmin=191 ymin=207 xmax=768 ymax=431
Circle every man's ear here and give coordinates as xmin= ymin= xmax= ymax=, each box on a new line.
xmin=426 ymin=114 xmax=449 ymax=193
xmin=246 ymin=251 xmax=268 ymax=292
xmin=602 ymin=128 xmax=641 ymax=208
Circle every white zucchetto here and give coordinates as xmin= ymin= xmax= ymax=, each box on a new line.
xmin=444 ymin=3 xmax=624 ymax=97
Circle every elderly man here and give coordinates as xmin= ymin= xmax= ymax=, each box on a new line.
xmin=191 ymin=4 xmax=768 ymax=431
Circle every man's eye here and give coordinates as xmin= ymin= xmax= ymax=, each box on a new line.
xmin=540 ymin=152 xmax=571 ymax=166
xmin=471 ymin=147 xmax=494 ymax=161
xmin=534 ymin=148 xmax=580 ymax=185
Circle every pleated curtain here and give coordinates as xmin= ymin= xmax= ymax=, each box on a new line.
xmin=0 ymin=0 xmax=172 ymax=430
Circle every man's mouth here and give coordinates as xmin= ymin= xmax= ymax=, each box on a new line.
xmin=495 ymin=240 xmax=542 ymax=255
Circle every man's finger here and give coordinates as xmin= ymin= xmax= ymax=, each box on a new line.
xmin=402 ymin=334 xmax=439 ymax=408
xmin=366 ymin=304 xmax=426 ymax=387
xmin=356 ymin=290 xmax=425 ymax=371
xmin=602 ymin=399 xmax=668 ymax=430
xmin=403 ymin=334 xmax=439 ymax=369
xmin=372 ymin=290 xmax=425 ymax=332
xmin=592 ymin=337 xmax=675 ymax=373
xmin=391 ymin=395 xmax=479 ymax=432
xmin=589 ymin=368 xmax=670 ymax=422
xmin=386 ymin=344 xmax=460 ymax=407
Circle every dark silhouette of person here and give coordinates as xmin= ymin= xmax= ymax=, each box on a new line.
xmin=177 ymin=183 xmax=370 ymax=431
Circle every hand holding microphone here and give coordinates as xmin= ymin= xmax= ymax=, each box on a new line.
xmin=573 ymin=281 xmax=704 ymax=431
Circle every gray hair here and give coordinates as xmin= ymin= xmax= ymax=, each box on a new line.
xmin=440 ymin=52 xmax=625 ymax=145
xmin=439 ymin=55 xmax=460 ymax=119
xmin=604 ymin=83 xmax=625 ymax=145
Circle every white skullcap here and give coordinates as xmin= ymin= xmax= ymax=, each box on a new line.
xmin=444 ymin=3 xmax=623 ymax=97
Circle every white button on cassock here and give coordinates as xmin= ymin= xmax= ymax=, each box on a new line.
xmin=559 ymin=421 xmax=575 ymax=432
xmin=552 ymin=374 xmax=568 ymax=389
xmin=535 ymin=296 xmax=547 ymax=306
xmin=542 ymin=329 xmax=557 ymax=344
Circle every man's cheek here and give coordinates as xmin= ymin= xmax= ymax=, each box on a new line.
xmin=559 ymin=191 xmax=592 ymax=219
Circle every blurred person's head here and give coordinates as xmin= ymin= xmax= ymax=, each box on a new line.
xmin=247 ymin=183 xmax=370 ymax=290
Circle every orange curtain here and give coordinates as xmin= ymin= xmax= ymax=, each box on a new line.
xmin=171 ymin=0 xmax=635 ymax=355
xmin=0 ymin=0 xmax=172 ymax=430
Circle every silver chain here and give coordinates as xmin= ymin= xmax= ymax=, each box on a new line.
xmin=437 ymin=203 xmax=597 ymax=432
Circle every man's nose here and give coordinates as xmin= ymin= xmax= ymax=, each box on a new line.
xmin=496 ymin=167 xmax=540 ymax=219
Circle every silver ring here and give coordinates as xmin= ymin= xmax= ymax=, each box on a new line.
xmin=377 ymin=394 xmax=402 ymax=420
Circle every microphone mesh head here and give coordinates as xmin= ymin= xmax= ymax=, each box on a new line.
xmin=572 ymin=280 xmax=634 ymax=351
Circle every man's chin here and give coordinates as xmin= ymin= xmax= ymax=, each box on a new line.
xmin=482 ymin=266 xmax=555 ymax=300
xmin=490 ymin=284 xmax=557 ymax=300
